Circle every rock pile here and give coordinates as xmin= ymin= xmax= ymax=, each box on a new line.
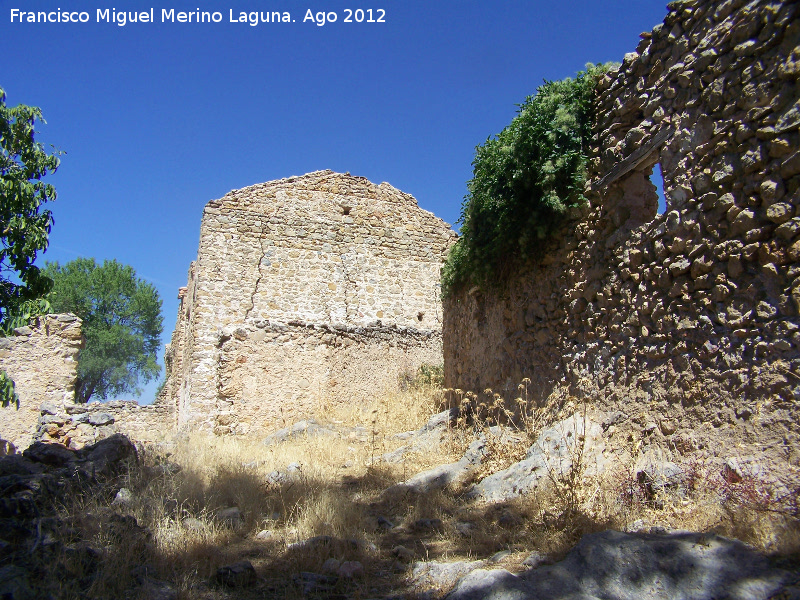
xmin=35 ymin=400 xmax=117 ymax=449
xmin=0 ymin=434 xmax=176 ymax=600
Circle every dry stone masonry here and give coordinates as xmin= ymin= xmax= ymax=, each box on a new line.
xmin=0 ymin=315 xmax=84 ymax=449
xmin=163 ymin=170 xmax=455 ymax=434
xmin=444 ymin=0 xmax=800 ymax=479
xmin=34 ymin=399 xmax=175 ymax=449
xmin=0 ymin=315 xmax=175 ymax=450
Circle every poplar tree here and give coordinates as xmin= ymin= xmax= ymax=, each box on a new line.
xmin=45 ymin=258 xmax=163 ymax=403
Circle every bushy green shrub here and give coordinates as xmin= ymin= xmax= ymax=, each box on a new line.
xmin=443 ymin=63 xmax=613 ymax=295
xmin=413 ymin=363 xmax=444 ymax=388
xmin=398 ymin=363 xmax=444 ymax=391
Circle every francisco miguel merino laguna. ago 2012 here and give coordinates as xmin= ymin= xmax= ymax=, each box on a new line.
xmin=9 ymin=8 xmax=387 ymax=27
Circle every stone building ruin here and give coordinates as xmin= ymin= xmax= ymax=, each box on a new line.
xmin=162 ymin=170 xmax=456 ymax=434
xmin=4 ymin=0 xmax=797 ymax=476
xmin=444 ymin=0 xmax=800 ymax=475
xmin=0 ymin=315 xmax=176 ymax=449
xmin=0 ymin=315 xmax=84 ymax=449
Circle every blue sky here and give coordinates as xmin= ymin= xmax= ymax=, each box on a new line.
xmin=2 ymin=0 xmax=669 ymax=403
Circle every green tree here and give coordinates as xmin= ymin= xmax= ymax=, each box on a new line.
xmin=0 ymin=86 xmax=59 ymax=321
xmin=1 ymin=86 xmax=61 ymax=407
xmin=44 ymin=258 xmax=163 ymax=403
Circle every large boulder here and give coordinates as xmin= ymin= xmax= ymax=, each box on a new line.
xmin=385 ymin=438 xmax=487 ymax=495
xmin=76 ymin=433 xmax=137 ymax=478
xmin=0 ymin=433 xmax=140 ymax=599
xmin=18 ymin=433 xmax=136 ymax=479
xmin=467 ymin=413 xmax=606 ymax=502
xmin=22 ymin=441 xmax=76 ymax=468
xmin=444 ymin=530 xmax=795 ymax=600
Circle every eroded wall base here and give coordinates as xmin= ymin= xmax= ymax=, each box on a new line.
xmin=185 ymin=322 xmax=442 ymax=435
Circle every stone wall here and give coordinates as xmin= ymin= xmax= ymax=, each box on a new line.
xmin=35 ymin=400 xmax=175 ymax=449
xmin=0 ymin=314 xmax=84 ymax=449
xmin=0 ymin=314 xmax=177 ymax=450
xmin=164 ymin=170 xmax=456 ymax=434
xmin=444 ymin=0 xmax=800 ymax=474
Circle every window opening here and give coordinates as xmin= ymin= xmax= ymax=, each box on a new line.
xmin=650 ymin=162 xmax=667 ymax=215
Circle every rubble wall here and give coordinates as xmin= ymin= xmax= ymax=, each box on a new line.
xmin=0 ymin=314 xmax=177 ymax=450
xmin=444 ymin=0 xmax=800 ymax=472
xmin=0 ymin=314 xmax=84 ymax=449
xmin=35 ymin=400 xmax=175 ymax=450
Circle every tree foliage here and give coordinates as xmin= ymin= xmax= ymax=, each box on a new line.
xmin=1 ymin=86 xmax=60 ymax=407
xmin=442 ymin=64 xmax=612 ymax=295
xmin=0 ymin=297 xmax=52 ymax=336
xmin=44 ymin=258 xmax=163 ymax=403
xmin=0 ymin=86 xmax=60 ymax=322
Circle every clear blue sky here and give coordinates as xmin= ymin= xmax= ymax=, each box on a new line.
xmin=2 ymin=0 xmax=669 ymax=403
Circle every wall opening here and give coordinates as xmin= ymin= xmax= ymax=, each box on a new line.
xmin=650 ymin=162 xmax=667 ymax=215
xmin=611 ymin=163 xmax=661 ymax=230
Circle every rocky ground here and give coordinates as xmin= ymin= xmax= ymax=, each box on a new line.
xmin=1 ymin=402 xmax=799 ymax=600
xmin=0 ymin=433 xmax=150 ymax=599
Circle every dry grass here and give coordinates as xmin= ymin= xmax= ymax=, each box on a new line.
xmin=48 ymin=376 xmax=800 ymax=598
xmin=600 ymin=457 xmax=800 ymax=556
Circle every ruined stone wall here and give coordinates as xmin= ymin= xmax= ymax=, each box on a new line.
xmin=444 ymin=0 xmax=800 ymax=474
xmin=0 ymin=314 xmax=177 ymax=450
xmin=0 ymin=314 xmax=84 ymax=449
xmin=161 ymin=266 xmax=196 ymax=431
xmin=165 ymin=170 xmax=456 ymax=434
xmin=35 ymin=400 xmax=175 ymax=450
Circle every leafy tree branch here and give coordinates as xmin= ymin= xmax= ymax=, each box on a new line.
xmin=0 ymin=86 xmax=61 ymax=407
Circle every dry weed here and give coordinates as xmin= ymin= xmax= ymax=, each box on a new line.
xmin=48 ymin=376 xmax=800 ymax=598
